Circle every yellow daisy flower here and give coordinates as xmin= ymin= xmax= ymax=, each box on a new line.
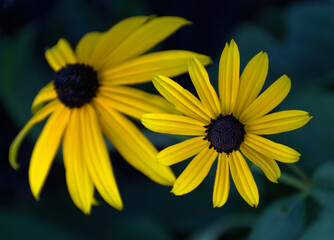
xmin=9 ymin=16 xmax=211 ymax=214
xmin=141 ymin=40 xmax=312 ymax=207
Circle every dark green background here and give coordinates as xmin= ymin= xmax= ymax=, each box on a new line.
xmin=0 ymin=0 xmax=334 ymax=239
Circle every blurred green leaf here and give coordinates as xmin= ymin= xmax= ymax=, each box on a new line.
xmin=310 ymin=161 xmax=334 ymax=211
xmin=301 ymin=210 xmax=334 ymax=240
xmin=248 ymin=195 xmax=306 ymax=240
xmin=0 ymin=209 xmax=88 ymax=240
xmin=188 ymin=212 xmax=257 ymax=240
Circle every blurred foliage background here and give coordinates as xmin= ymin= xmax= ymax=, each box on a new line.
xmin=0 ymin=0 xmax=334 ymax=239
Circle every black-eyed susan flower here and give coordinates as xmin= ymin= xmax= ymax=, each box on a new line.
xmin=9 ymin=16 xmax=211 ymax=214
xmin=141 ymin=40 xmax=311 ymax=207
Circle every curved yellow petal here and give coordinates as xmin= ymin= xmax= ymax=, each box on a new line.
xmin=240 ymin=143 xmax=281 ymax=183
xmin=245 ymin=110 xmax=312 ymax=135
xmin=188 ymin=58 xmax=221 ymax=118
xmin=244 ymin=134 xmax=300 ymax=163
xmin=29 ymin=104 xmax=70 ymax=200
xmin=218 ymin=39 xmax=240 ymax=115
xmin=213 ymin=153 xmax=230 ymax=208
xmin=239 ymin=75 xmax=291 ymax=124
xmin=234 ymin=52 xmax=268 ymax=117
xmin=45 ymin=39 xmax=77 ymax=72
xmin=229 ymin=150 xmax=259 ymax=207
xmin=93 ymin=99 xmax=175 ymax=186
xmin=157 ymin=137 xmax=209 ymax=166
xmin=99 ymin=16 xmax=192 ymax=70
xmin=97 ymin=86 xmax=176 ymax=120
xmin=9 ymin=100 xmax=61 ymax=170
xmin=141 ymin=113 xmax=206 ymax=136
xmin=31 ymin=81 xmax=57 ymax=114
xmin=80 ymin=104 xmax=123 ymax=210
xmin=152 ymin=75 xmax=211 ymax=123
xmin=91 ymin=16 xmax=152 ymax=69
xmin=63 ymin=108 xmax=94 ymax=214
xmin=99 ymin=50 xmax=211 ymax=85
xmin=75 ymin=31 xmax=102 ymax=65
xmin=172 ymin=147 xmax=218 ymax=195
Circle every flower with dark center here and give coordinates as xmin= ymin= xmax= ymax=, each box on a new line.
xmin=142 ymin=39 xmax=312 ymax=208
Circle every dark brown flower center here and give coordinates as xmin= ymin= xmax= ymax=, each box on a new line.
xmin=54 ymin=63 xmax=99 ymax=108
xmin=204 ymin=114 xmax=245 ymax=154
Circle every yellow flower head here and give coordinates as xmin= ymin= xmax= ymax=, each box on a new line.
xmin=9 ymin=16 xmax=211 ymax=214
xmin=142 ymin=39 xmax=312 ymax=207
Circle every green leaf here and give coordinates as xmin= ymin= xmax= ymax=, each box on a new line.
xmin=310 ymin=161 xmax=334 ymax=211
xmin=301 ymin=210 xmax=334 ymax=240
xmin=248 ymin=195 xmax=306 ymax=240
xmin=188 ymin=212 xmax=257 ymax=240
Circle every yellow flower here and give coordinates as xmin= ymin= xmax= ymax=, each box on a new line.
xmin=142 ymin=40 xmax=312 ymax=207
xmin=9 ymin=16 xmax=211 ymax=214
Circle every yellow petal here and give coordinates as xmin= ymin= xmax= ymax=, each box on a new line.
xmin=99 ymin=16 xmax=192 ymax=70
xmin=99 ymin=50 xmax=211 ymax=85
xmin=75 ymin=31 xmax=102 ymax=65
xmin=246 ymin=110 xmax=312 ymax=135
xmin=244 ymin=134 xmax=300 ymax=163
xmin=188 ymin=57 xmax=221 ymax=118
xmin=63 ymin=108 xmax=94 ymax=214
xmin=97 ymin=86 xmax=176 ymax=120
xmin=157 ymin=137 xmax=209 ymax=166
xmin=213 ymin=153 xmax=230 ymax=207
xmin=80 ymin=104 xmax=123 ymax=210
xmin=93 ymin=99 xmax=175 ymax=186
xmin=239 ymin=75 xmax=291 ymax=124
xmin=29 ymin=104 xmax=70 ymax=200
xmin=172 ymin=147 xmax=218 ymax=195
xmin=91 ymin=16 xmax=152 ymax=69
xmin=152 ymin=75 xmax=211 ymax=123
xmin=218 ymin=39 xmax=240 ymax=115
xmin=31 ymin=81 xmax=57 ymax=114
xmin=229 ymin=150 xmax=259 ymax=207
xmin=240 ymin=143 xmax=281 ymax=183
xmin=234 ymin=52 xmax=268 ymax=117
xmin=9 ymin=100 xmax=61 ymax=170
xmin=141 ymin=113 xmax=206 ymax=136
xmin=45 ymin=39 xmax=77 ymax=72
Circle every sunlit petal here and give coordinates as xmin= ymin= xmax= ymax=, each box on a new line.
xmin=213 ymin=153 xmax=230 ymax=207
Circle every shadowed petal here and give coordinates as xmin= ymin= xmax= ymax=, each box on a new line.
xmin=31 ymin=81 xmax=57 ymax=114
xmin=75 ymin=32 xmax=102 ymax=66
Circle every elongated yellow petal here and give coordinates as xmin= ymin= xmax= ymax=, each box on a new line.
xmin=188 ymin=58 xmax=221 ymax=118
xmin=75 ymin=31 xmax=102 ymax=65
xmin=213 ymin=153 xmax=230 ymax=207
xmin=9 ymin=100 xmax=61 ymax=170
xmin=97 ymin=86 xmax=176 ymax=120
xmin=93 ymin=99 xmax=175 ymax=186
xmin=63 ymin=108 xmax=94 ymax=214
xmin=31 ymin=81 xmax=57 ymax=114
xmin=240 ymin=75 xmax=291 ymax=124
xmin=218 ymin=39 xmax=240 ymax=115
xmin=142 ymin=113 xmax=206 ymax=136
xmin=240 ymin=144 xmax=281 ymax=183
xmin=229 ymin=150 xmax=259 ymax=207
xmin=234 ymin=52 xmax=268 ymax=117
xmin=152 ymin=75 xmax=211 ymax=123
xmin=99 ymin=50 xmax=211 ymax=85
xmin=80 ymin=104 xmax=123 ymax=210
xmin=99 ymin=16 xmax=192 ymax=70
xmin=244 ymin=134 xmax=300 ymax=163
xmin=246 ymin=110 xmax=312 ymax=135
xmin=157 ymin=137 xmax=209 ymax=166
xmin=172 ymin=147 xmax=218 ymax=195
xmin=45 ymin=39 xmax=77 ymax=72
xmin=91 ymin=16 xmax=152 ymax=69
xmin=29 ymin=104 xmax=70 ymax=200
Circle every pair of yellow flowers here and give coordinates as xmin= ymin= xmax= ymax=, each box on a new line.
xmin=9 ymin=16 xmax=311 ymax=214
